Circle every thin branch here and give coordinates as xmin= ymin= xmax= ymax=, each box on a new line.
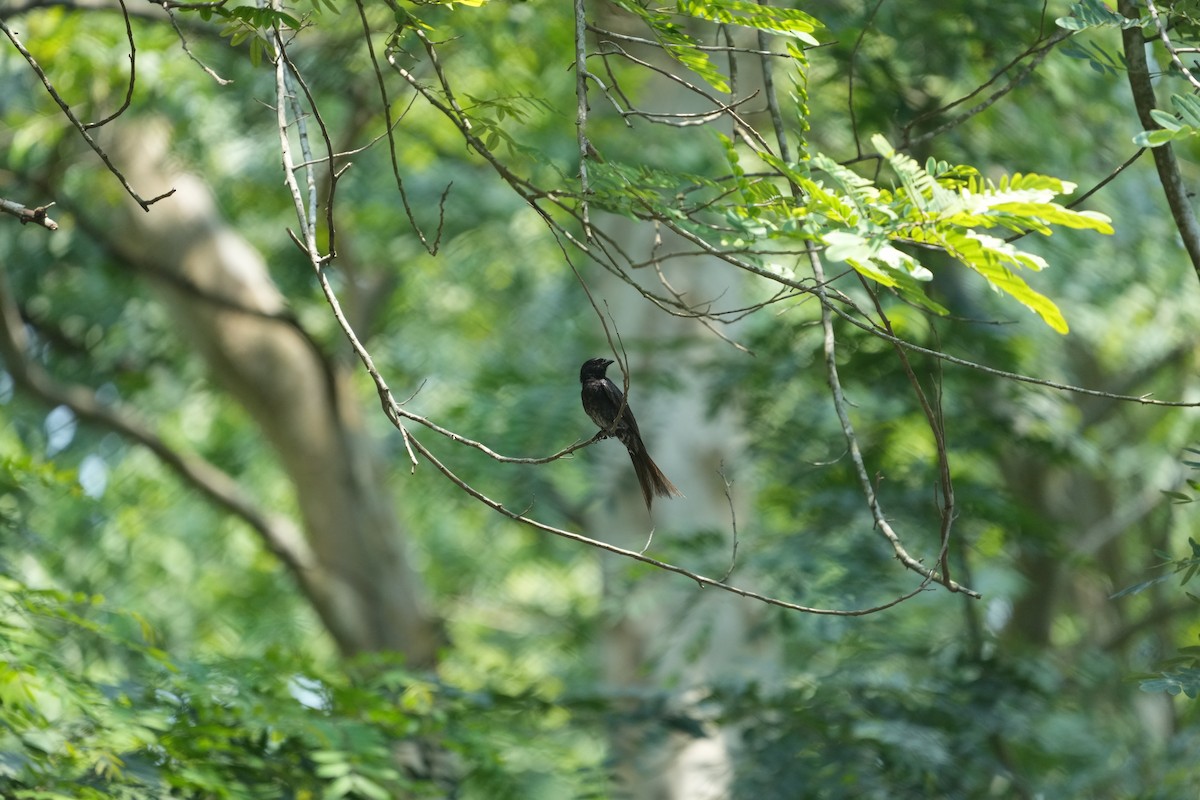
xmin=1066 ymin=148 xmax=1145 ymax=210
xmin=357 ymin=0 xmax=447 ymax=254
xmin=406 ymin=428 xmax=937 ymax=616
xmin=865 ymin=282 xmax=956 ymax=584
xmin=900 ymin=28 xmax=1072 ymax=151
xmin=163 ymin=2 xmax=231 ymax=84
xmin=83 ymin=0 xmax=136 ymax=129
xmin=0 ymin=197 xmax=58 ymax=230
xmin=717 ymin=462 xmax=740 ymax=582
xmin=829 ymin=302 xmax=1200 ymax=408
xmin=0 ymin=19 xmax=174 ymax=211
xmin=586 ymin=24 xmax=786 ymax=57
xmin=272 ymin=26 xmax=607 ymax=467
xmin=598 ymin=43 xmax=772 ymax=153
xmin=846 ymin=0 xmax=885 ymax=159
xmin=810 ymin=249 xmax=976 ymax=595
xmin=1146 ymin=0 xmax=1200 ymax=91
xmin=754 ymin=5 xmax=787 ymax=162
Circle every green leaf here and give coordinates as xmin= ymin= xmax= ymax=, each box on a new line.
xmin=1150 ymin=109 xmax=1184 ymax=131
xmin=609 ymin=0 xmax=730 ymax=92
xmin=1059 ymin=39 xmax=1126 ymax=75
xmin=675 ymin=0 xmax=822 ymax=43
xmin=941 ymin=230 xmax=1069 ymax=333
xmin=822 ymin=231 xmax=873 ymax=264
xmin=353 ymin=776 xmax=393 ymax=800
xmin=1173 ymin=93 xmax=1200 ymax=127
xmin=324 ymin=774 xmax=356 ymax=800
xmin=1134 ymin=95 xmax=1200 ymax=146
xmin=1056 ymin=0 xmax=1144 ymax=30
xmin=1111 ymin=573 xmax=1174 ymax=599
xmin=1134 ymin=128 xmax=1184 ymax=148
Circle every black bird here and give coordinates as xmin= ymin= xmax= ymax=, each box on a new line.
xmin=579 ymin=357 xmax=682 ymax=510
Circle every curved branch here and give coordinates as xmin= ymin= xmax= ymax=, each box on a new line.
xmin=0 ymin=18 xmax=174 ymax=211
xmin=865 ymin=282 xmax=956 ymax=584
xmin=405 ymin=428 xmax=939 ymax=616
xmin=810 ymin=250 xmax=976 ymax=596
xmin=82 ymin=0 xmax=136 ymax=129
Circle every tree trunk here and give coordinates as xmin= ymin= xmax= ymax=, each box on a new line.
xmin=92 ymin=120 xmax=440 ymax=664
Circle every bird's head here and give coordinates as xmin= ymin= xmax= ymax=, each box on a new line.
xmin=580 ymin=357 xmax=615 ymax=383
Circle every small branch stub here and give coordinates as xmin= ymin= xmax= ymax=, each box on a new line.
xmin=0 ymin=198 xmax=59 ymax=231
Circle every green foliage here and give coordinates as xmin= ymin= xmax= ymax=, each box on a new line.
xmin=1060 ymin=38 xmax=1127 ymax=76
xmin=209 ymin=5 xmax=304 ymax=66
xmin=4 ymin=0 xmax=1200 ymax=797
xmin=588 ymin=125 xmax=1112 ymax=332
xmin=1056 ymin=0 xmax=1145 ymax=31
xmin=1134 ymin=93 xmax=1200 ymax=147
xmin=0 ymin=570 xmax=605 ymax=798
xmin=722 ymin=640 xmax=1177 ymax=800
xmin=606 ymin=0 xmax=733 ymax=93
xmin=1117 ymin=450 xmax=1200 ymax=699
xmin=703 ymin=134 xmax=1112 ymax=332
xmin=1125 ymin=535 xmax=1200 ymax=696
xmin=674 ymin=0 xmax=822 ymax=45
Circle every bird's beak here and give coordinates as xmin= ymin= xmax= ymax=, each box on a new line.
xmin=604 ymin=359 xmax=615 ymax=367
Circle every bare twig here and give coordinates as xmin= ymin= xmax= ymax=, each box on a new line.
xmin=899 ymin=28 xmax=1072 ymax=151
xmin=83 ymin=0 xmax=136 ymax=129
xmin=356 ymin=0 xmax=448 ymax=254
xmin=864 ymin=282 xmax=956 ymax=584
xmin=810 ymin=249 xmax=976 ymax=595
xmin=0 ymin=197 xmax=59 ymax=230
xmin=163 ymin=2 xmax=232 ymax=84
xmin=0 ymin=19 xmax=174 ymax=211
xmin=406 ymin=428 xmax=936 ymax=616
xmin=846 ymin=0 xmax=885 ymax=159
xmin=586 ymin=24 xmax=786 ymax=57
xmin=829 ymin=302 xmax=1200 ymax=407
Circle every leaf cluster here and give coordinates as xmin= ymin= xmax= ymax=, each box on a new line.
xmin=0 ymin=568 xmax=602 ymax=798
xmin=1117 ymin=449 xmax=1200 ymax=699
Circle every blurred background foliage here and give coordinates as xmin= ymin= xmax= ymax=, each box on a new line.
xmin=2 ymin=0 xmax=1200 ymax=797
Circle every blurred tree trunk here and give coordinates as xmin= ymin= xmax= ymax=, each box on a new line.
xmin=588 ymin=219 xmax=773 ymax=800
xmin=580 ymin=24 xmax=793 ymax=794
xmin=90 ymin=121 xmax=440 ymax=665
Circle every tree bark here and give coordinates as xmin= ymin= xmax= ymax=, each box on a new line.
xmin=92 ymin=120 xmax=440 ymax=664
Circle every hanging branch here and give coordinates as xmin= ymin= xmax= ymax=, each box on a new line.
xmin=82 ymin=0 xmax=136 ymax=129
xmin=0 ymin=19 xmax=174 ymax=211
xmin=810 ymin=249 xmax=975 ymax=595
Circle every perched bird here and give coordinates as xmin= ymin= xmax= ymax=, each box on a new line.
xmin=579 ymin=357 xmax=682 ymax=510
